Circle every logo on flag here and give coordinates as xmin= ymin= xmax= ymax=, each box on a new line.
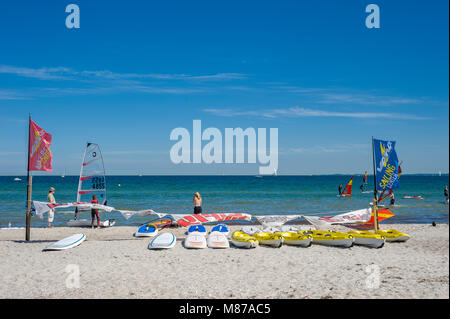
xmin=29 ymin=119 xmax=53 ymax=172
xmin=374 ymin=139 xmax=399 ymax=191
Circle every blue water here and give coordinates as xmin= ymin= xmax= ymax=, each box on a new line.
xmin=0 ymin=175 xmax=448 ymax=228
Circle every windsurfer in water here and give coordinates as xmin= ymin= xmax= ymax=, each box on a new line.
xmin=389 ymin=192 xmax=395 ymax=206
xmin=47 ymin=187 xmax=56 ymax=228
xmin=193 ymin=192 xmax=202 ymax=214
xmin=338 ymin=184 xmax=343 ymax=196
xmin=91 ymin=195 xmax=100 ymax=228
xmin=444 ymin=186 xmax=449 ymax=203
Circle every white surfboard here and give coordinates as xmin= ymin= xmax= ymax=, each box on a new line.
xmin=43 ymin=233 xmax=86 ymax=251
xmin=207 ymin=231 xmax=230 ymax=249
xmin=184 ymin=232 xmax=207 ymax=249
xmin=134 ymin=224 xmax=158 ymax=237
xmin=148 ymin=232 xmax=176 ymax=250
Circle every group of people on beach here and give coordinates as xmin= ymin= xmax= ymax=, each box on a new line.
xmin=44 ymin=188 xmax=204 ymax=228
xmin=45 ymin=187 xmax=101 ymax=228
xmin=45 ymin=184 xmax=447 ymax=227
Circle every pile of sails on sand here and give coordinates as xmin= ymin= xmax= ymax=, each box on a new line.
xmin=32 ymin=200 xmax=380 ymax=228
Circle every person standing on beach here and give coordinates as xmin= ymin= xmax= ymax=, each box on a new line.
xmin=47 ymin=187 xmax=56 ymax=228
xmin=90 ymin=195 xmax=101 ymax=228
xmin=193 ymin=192 xmax=202 ymax=214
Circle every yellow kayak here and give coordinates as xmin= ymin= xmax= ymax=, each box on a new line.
xmin=253 ymin=232 xmax=283 ymax=248
xmin=231 ymin=231 xmax=259 ymax=249
xmin=275 ymin=232 xmax=313 ymax=247
xmin=300 ymin=230 xmax=354 ymax=248
xmin=347 ymin=231 xmax=386 ymax=248
xmin=375 ymin=229 xmax=410 ymax=242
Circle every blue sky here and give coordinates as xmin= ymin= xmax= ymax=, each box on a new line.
xmin=0 ymin=0 xmax=448 ymax=175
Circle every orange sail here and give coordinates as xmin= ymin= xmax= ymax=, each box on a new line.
xmin=342 ymin=178 xmax=353 ymax=196
xmin=344 ymin=208 xmax=395 ymax=230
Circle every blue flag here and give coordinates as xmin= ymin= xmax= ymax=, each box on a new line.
xmin=374 ymin=139 xmax=400 ymax=191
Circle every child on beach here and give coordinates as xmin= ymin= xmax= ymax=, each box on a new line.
xmin=193 ymin=192 xmax=202 ymax=214
xmin=91 ymin=195 xmax=100 ymax=228
xmin=444 ymin=186 xmax=449 ymax=203
xmin=47 ymin=187 xmax=56 ymax=228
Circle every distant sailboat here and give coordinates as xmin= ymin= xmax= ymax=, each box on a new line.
xmin=61 ymin=168 xmax=66 ymax=178
xmin=14 ymin=177 xmax=22 ymax=182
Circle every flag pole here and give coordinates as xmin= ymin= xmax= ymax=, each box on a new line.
xmin=25 ymin=114 xmax=32 ymax=241
xmin=371 ymin=136 xmax=379 ymax=231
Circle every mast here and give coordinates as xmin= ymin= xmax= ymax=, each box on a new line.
xmin=25 ymin=114 xmax=32 ymax=241
xmin=371 ymin=136 xmax=379 ymax=231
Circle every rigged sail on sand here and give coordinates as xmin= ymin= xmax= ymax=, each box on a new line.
xmin=68 ymin=143 xmax=114 ymax=227
xmin=77 ymin=143 xmax=107 ymax=205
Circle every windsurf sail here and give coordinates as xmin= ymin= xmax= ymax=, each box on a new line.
xmin=341 ymin=178 xmax=353 ymax=196
xmin=33 ymin=201 xmax=115 ymax=219
xmin=77 ymin=143 xmax=107 ymax=205
xmin=253 ymin=215 xmax=302 ymax=227
xmin=304 ymin=208 xmax=394 ymax=229
xmin=154 ymin=213 xmax=252 ymax=227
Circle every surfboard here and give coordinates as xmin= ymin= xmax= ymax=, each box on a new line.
xmin=207 ymin=231 xmax=230 ymax=249
xmin=188 ymin=224 xmax=207 ymax=236
xmin=43 ymin=234 xmax=86 ymax=251
xmin=184 ymin=232 xmax=207 ymax=249
xmin=148 ymin=232 xmax=176 ymax=250
xmin=211 ymin=224 xmax=229 ymax=236
xmin=404 ymin=195 xmax=424 ymax=200
xmin=134 ymin=224 xmax=158 ymax=237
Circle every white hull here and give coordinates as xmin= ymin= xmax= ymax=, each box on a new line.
xmin=312 ymin=238 xmax=354 ymax=248
xmin=207 ymin=232 xmax=230 ymax=249
xmin=67 ymin=219 xmax=115 ymax=228
xmin=184 ymin=233 xmax=207 ymax=249
xmin=231 ymin=239 xmax=258 ymax=249
xmin=283 ymin=238 xmax=313 ymax=247
xmin=353 ymin=237 xmax=385 ymax=248
xmin=43 ymin=234 xmax=86 ymax=251
xmin=258 ymin=239 xmax=283 ymax=248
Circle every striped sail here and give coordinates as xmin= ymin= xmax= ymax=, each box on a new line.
xmin=76 ymin=143 xmax=107 ymax=205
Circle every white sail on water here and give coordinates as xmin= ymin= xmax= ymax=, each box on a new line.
xmin=76 ymin=143 xmax=107 ymax=205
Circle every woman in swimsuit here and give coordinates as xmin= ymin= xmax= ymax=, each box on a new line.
xmin=193 ymin=192 xmax=202 ymax=214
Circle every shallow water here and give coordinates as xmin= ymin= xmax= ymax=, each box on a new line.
xmin=1 ymin=175 xmax=448 ymax=228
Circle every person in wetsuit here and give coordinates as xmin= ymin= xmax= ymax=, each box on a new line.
xmin=338 ymin=184 xmax=343 ymax=196
xmin=91 ymin=195 xmax=100 ymax=228
xmin=193 ymin=192 xmax=202 ymax=214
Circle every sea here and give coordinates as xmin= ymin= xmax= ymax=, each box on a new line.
xmin=0 ymin=175 xmax=448 ymax=228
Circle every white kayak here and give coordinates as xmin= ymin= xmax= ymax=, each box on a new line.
xmin=207 ymin=231 xmax=230 ymax=249
xmin=347 ymin=231 xmax=386 ymax=248
xmin=148 ymin=232 xmax=177 ymax=250
xmin=280 ymin=225 xmax=299 ymax=233
xmin=184 ymin=232 xmax=207 ymax=249
xmin=43 ymin=233 xmax=86 ymax=251
xmin=67 ymin=219 xmax=116 ymax=228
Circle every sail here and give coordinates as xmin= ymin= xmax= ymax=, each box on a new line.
xmin=342 ymin=178 xmax=353 ymax=196
xmin=77 ymin=143 xmax=107 ymax=205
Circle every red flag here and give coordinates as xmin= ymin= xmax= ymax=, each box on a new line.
xmin=28 ymin=119 xmax=53 ymax=171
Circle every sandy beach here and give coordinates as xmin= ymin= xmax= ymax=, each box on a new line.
xmin=0 ymin=223 xmax=448 ymax=299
